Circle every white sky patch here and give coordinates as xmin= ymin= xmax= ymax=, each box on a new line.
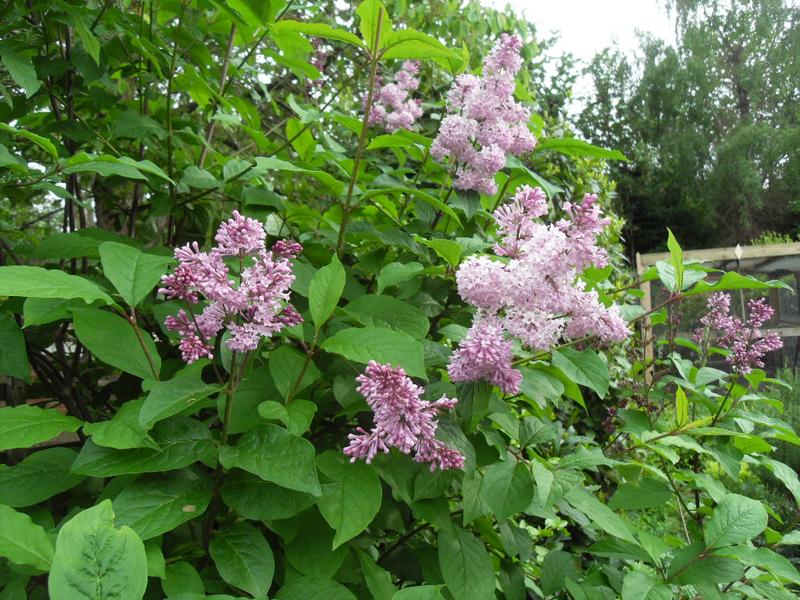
xmin=481 ymin=0 xmax=676 ymax=111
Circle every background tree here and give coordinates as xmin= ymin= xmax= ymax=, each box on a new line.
xmin=578 ymin=0 xmax=800 ymax=256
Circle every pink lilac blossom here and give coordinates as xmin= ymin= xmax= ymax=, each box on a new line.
xmin=431 ymin=34 xmax=536 ymax=195
xmin=344 ymin=361 xmax=464 ymax=471
xmin=447 ymin=186 xmax=629 ymax=393
xmin=159 ymin=211 xmax=302 ymax=363
xmin=368 ymin=61 xmax=423 ymax=132
xmin=693 ymin=293 xmax=783 ymax=374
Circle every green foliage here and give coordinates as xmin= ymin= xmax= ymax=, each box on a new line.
xmin=579 ymin=0 xmax=800 ymax=251
xmin=0 ymin=0 xmax=797 ymax=598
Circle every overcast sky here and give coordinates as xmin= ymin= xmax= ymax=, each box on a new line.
xmin=483 ymin=0 xmax=675 ymax=61
xmin=481 ymin=0 xmax=676 ymax=108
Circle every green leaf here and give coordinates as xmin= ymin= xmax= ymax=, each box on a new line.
xmin=0 ymin=45 xmax=41 ymax=97
xmin=139 ymin=367 xmax=221 ymax=429
xmin=358 ymin=550 xmax=398 ymax=600
xmin=675 ymin=386 xmax=689 ymax=427
xmin=704 ymin=493 xmax=767 ymax=548
xmin=71 ymin=15 xmax=100 ymax=64
xmin=356 ymin=0 xmax=392 ymax=51
xmin=730 ymin=546 xmax=800 ymax=585
xmin=380 ymin=30 xmax=460 ymax=63
xmin=0 ymin=504 xmax=53 ymax=571
xmin=285 ymin=511 xmax=347 ymax=577
xmin=63 ymin=154 xmax=147 ymax=180
xmin=254 ymin=156 xmax=345 ymax=196
xmin=268 ymin=345 xmax=321 ymax=400
xmin=113 ymin=470 xmax=212 ymax=541
xmin=376 ymin=261 xmax=424 ymax=293
xmin=686 ymin=271 xmax=793 ymax=295
xmin=99 ymin=242 xmax=173 ymax=307
xmin=112 ymin=111 xmax=167 ymax=141
xmin=218 ymin=424 xmax=321 ymax=495
xmin=438 ymin=527 xmax=495 ymax=600
xmin=210 ymin=522 xmax=274 ymax=598
xmin=276 ymin=576 xmax=357 ymax=600
xmin=762 ymin=458 xmax=800 ymax=507
xmin=316 ymin=451 xmax=382 ymax=548
xmin=309 ymin=255 xmax=346 ymax=329
xmin=608 ymin=478 xmax=672 ymax=510
xmin=162 ymin=561 xmax=204 ymax=596
xmin=83 ymin=399 xmax=159 ymax=450
xmin=0 ymin=405 xmax=82 ymax=451
xmin=145 ymin=541 xmax=165 ymax=579
xmin=621 ymin=571 xmax=672 ymax=600
xmin=273 ymin=21 xmax=364 ymax=48
xmin=0 ymin=123 xmax=57 ymax=158
xmin=479 ymin=458 xmax=534 ymax=521
xmin=536 ymin=137 xmax=627 ymax=161
xmin=392 ymin=587 xmax=444 ymax=600
xmin=666 ymin=228 xmax=684 ymax=293
xmin=71 ymin=418 xmax=214 ymax=477
xmin=258 ymin=399 xmax=317 ymax=435
xmin=344 ymin=294 xmax=429 ymax=339
xmin=0 ymin=313 xmax=29 ymax=381
xmin=48 ymin=500 xmax=147 ymax=600
xmin=321 ymin=326 xmax=426 ymax=379
xmin=23 ymin=297 xmax=93 ymax=327
xmin=72 ymin=308 xmax=160 ymax=381
xmin=0 ymin=266 xmax=113 ymax=305
xmin=414 ymin=237 xmax=461 ymax=267
xmin=221 ymin=470 xmax=316 ymax=520
xmin=0 ymin=448 xmax=84 ymax=507
xmin=540 ymin=550 xmax=579 ymax=596
xmin=551 ymin=348 xmax=609 ymax=398
xmin=565 ymin=487 xmax=636 ymax=543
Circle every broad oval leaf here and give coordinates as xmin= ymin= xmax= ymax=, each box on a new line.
xmin=344 ymin=294 xmax=429 ymax=339
xmin=704 ymin=493 xmax=767 ymax=548
xmin=72 ymin=307 xmax=161 ymax=381
xmin=221 ymin=470 xmax=316 ymax=520
xmin=112 ymin=470 xmax=212 ymax=541
xmin=321 ymin=326 xmax=426 ymax=380
xmin=437 ymin=527 xmax=495 ymax=600
xmin=309 ymin=255 xmax=346 ymax=330
xmin=479 ymin=458 xmax=534 ymax=521
xmin=0 ymin=503 xmax=54 ymax=571
xmin=99 ymin=242 xmax=173 ymax=307
xmin=316 ymin=451 xmax=382 ymax=548
xmin=71 ymin=417 xmax=214 ymax=477
xmin=0 ymin=447 xmax=84 ymax=507
xmin=0 ymin=405 xmax=82 ymax=452
xmin=48 ymin=500 xmax=147 ymax=600
xmin=218 ymin=424 xmax=321 ymax=496
xmin=210 ymin=521 xmax=275 ymax=598
xmin=0 ymin=266 xmax=113 ymax=305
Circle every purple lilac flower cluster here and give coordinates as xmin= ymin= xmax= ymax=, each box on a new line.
xmin=344 ymin=361 xmax=464 ymax=471
xmin=693 ymin=293 xmax=783 ymax=373
xmin=430 ymin=33 xmax=536 ymax=195
xmin=447 ymin=186 xmax=629 ymax=393
xmin=369 ymin=60 xmax=424 ymax=132
xmin=159 ymin=211 xmax=303 ymax=363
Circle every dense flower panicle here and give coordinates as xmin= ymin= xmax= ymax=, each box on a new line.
xmin=447 ymin=317 xmax=522 ymax=394
xmin=447 ymin=187 xmax=630 ymax=390
xmin=369 ymin=61 xmax=424 ymax=132
xmin=431 ymin=33 xmax=536 ymax=195
xmin=493 ymin=185 xmax=548 ymax=256
xmin=344 ymin=361 xmax=464 ymax=471
xmin=159 ymin=213 xmax=301 ymax=363
xmin=694 ymin=293 xmax=783 ymax=373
